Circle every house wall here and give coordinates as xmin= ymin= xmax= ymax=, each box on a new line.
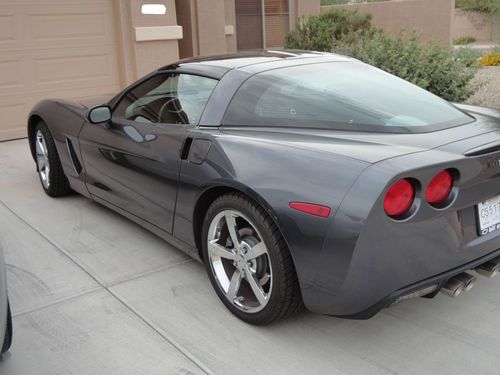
xmin=321 ymin=0 xmax=455 ymax=46
xmin=453 ymin=9 xmax=496 ymax=42
xmin=290 ymin=0 xmax=321 ymax=28
xmin=176 ymin=0 xmax=238 ymax=58
xmin=179 ymin=0 xmax=320 ymax=56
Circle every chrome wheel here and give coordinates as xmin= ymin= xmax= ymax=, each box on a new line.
xmin=35 ymin=129 xmax=50 ymax=189
xmin=207 ymin=210 xmax=272 ymax=313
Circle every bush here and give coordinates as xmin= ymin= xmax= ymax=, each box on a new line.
xmin=453 ymin=36 xmax=477 ymax=45
xmin=285 ymin=8 xmax=479 ymax=102
xmin=455 ymin=0 xmax=500 ymax=14
xmin=285 ymin=8 xmax=374 ymax=51
xmin=320 ymin=0 xmax=388 ymax=4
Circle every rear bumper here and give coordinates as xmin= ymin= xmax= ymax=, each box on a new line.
xmin=300 ymin=146 xmax=500 ymax=317
xmin=303 ymin=205 xmax=500 ymax=317
xmin=337 ymin=247 xmax=500 ymax=319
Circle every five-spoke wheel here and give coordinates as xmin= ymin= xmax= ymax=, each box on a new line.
xmin=36 ymin=129 xmax=50 ymax=190
xmin=203 ymin=193 xmax=303 ymax=325
xmin=207 ymin=210 xmax=272 ymax=313
xmin=33 ymin=122 xmax=71 ymax=197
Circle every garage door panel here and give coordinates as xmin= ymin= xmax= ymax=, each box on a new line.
xmin=30 ymin=13 xmax=107 ymax=41
xmin=0 ymin=60 xmax=21 ymax=89
xmin=0 ymin=84 xmax=120 ymax=103
xmin=0 ymin=102 xmax=28 ymax=141
xmin=36 ymin=54 xmax=112 ymax=85
xmin=34 ymin=49 xmax=117 ymax=88
xmin=0 ymin=0 xmax=122 ymax=141
xmin=1 ymin=3 xmax=117 ymax=51
xmin=0 ymin=15 xmax=15 ymax=42
xmin=0 ymin=49 xmax=119 ymax=94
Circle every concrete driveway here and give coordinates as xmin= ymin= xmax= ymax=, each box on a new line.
xmin=1 ymin=138 xmax=500 ymax=375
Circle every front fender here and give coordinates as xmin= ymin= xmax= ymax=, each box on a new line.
xmin=28 ymin=99 xmax=87 ymax=158
xmin=27 ymin=99 xmax=89 ymax=197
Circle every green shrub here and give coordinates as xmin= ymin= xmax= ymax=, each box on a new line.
xmin=320 ymin=0 xmax=389 ymax=4
xmin=285 ymin=8 xmax=374 ymax=51
xmin=285 ymin=8 xmax=479 ymax=102
xmin=453 ymin=36 xmax=477 ymax=45
xmin=455 ymin=0 xmax=500 ymax=14
xmin=320 ymin=0 xmax=351 ymax=4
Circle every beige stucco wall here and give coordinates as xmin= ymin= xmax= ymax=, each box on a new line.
xmin=224 ymin=0 xmax=237 ymax=52
xmin=291 ymin=0 xmax=321 ymax=28
xmin=453 ymin=9 xmax=496 ymax=42
xmin=176 ymin=0 xmax=237 ymax=58
xmin=321 ymin=0 xmax=454 ymax=46
xmin=115 ymin=0 xmax=181 ymax=84
xmin=178 ymin=0 xmax=320 ymax=56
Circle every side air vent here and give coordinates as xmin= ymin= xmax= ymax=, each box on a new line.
xmin=180 ymin=137 xmax=193 ymax=160
xmin=66 ymin=137 xmax=82 ymax=174
xmin=464 ymin=143 xmax=500 ymax=157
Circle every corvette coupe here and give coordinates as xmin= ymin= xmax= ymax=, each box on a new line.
xmin=28 ymin=50 xmax=500 ymax=325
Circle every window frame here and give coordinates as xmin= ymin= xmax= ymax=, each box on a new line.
xmin=110 ymin=70 xmax=220 ymax=127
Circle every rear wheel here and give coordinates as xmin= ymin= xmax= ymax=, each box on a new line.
xmin=34 ymin=122 xmax=71 ymax=197
xmin=202 ymin=193 xmax=303 ymax=325
xmin=1 ymin=301 xmax=12 ymax=354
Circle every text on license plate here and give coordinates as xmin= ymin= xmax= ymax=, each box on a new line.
xmin=478 ymin=195 xmax=500 ymax=235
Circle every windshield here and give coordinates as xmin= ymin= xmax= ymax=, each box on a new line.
xmin=222 ymin=61 xmax=473 ymax=133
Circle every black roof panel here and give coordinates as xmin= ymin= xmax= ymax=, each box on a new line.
xmin=158 ymin=50 xmax=352 ymax=78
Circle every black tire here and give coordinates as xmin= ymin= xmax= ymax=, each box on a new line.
xmin=34 ymin=121 xmax=71 ymax=197
xmin=202 ymin=192 xmax=303 ymax=325
xmin=1 ymin=301 xmax=12 ymax=354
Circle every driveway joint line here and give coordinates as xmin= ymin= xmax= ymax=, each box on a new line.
xmin=108 ymin=288 xmax=214 ymax=375
xmin=11 ymin=286 xmax=103 ymax=318
xmin=107 ymin=258 xmax=195 ymax=288
xmin=0 ymin=199 xmax=213 ymax=375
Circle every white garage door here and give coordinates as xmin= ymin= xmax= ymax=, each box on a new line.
xmin=0 ymin=0 xmax=122 ymax=141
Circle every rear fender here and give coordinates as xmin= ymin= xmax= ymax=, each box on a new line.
xmin=174 ymin=131 xmax=370 ymax=303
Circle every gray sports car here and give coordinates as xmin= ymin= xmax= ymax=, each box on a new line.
xmin=27 ymin=50 xmax=500 ymax=325
xmin=0 ymin=244 xmax=12 ymax=353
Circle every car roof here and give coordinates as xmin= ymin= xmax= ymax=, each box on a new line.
xmin=158 ymin=49 xmax=354 ymax=79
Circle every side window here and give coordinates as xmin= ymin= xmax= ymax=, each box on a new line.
xmin=113 ymin=73 xmax=218 ymax=125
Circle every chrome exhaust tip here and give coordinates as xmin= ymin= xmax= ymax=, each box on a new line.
xmin=475 ymin=261 xmax=500 ymax=278
xmin=452 ymin=272 xmax=476 ymax=292
xmin=440 ymin=277 xmax=465 ymax=298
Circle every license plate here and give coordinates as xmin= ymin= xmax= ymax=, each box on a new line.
xmin=477 ymin=195 xmax=500 ymax=235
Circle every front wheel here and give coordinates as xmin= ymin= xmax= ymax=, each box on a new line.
xmin=202 ymin=193 xmax=303 ymax=325
xmin=1 ymin=301 xmax=12 ymax=354
xmin=34 ymin=122 xmax=71 ymax=197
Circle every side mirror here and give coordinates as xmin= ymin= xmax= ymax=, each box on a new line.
xmin=88 ymin=105 xmax=112 ymax=124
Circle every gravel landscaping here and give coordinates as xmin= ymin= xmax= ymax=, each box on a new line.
xmin=466 ymin=66 xmax=500 ymax=109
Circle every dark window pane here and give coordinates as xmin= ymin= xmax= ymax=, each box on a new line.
xmin=223 ymin=62 xmax=473 ymax=133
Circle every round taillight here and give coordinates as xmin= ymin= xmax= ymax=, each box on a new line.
xmin=426 ymin=170 xmax=453 ymax=206
xmin=384 ymin=179 xmax=415 ymax=218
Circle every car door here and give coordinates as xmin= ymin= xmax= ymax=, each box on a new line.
xmin=78 ymin=72 xmax=218 ymax=233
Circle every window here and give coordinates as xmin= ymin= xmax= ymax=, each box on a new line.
xmin=114 ymin=73 xmax=218 ymax=125
xmin=223 ymin=62 xmax=473 ymax=133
